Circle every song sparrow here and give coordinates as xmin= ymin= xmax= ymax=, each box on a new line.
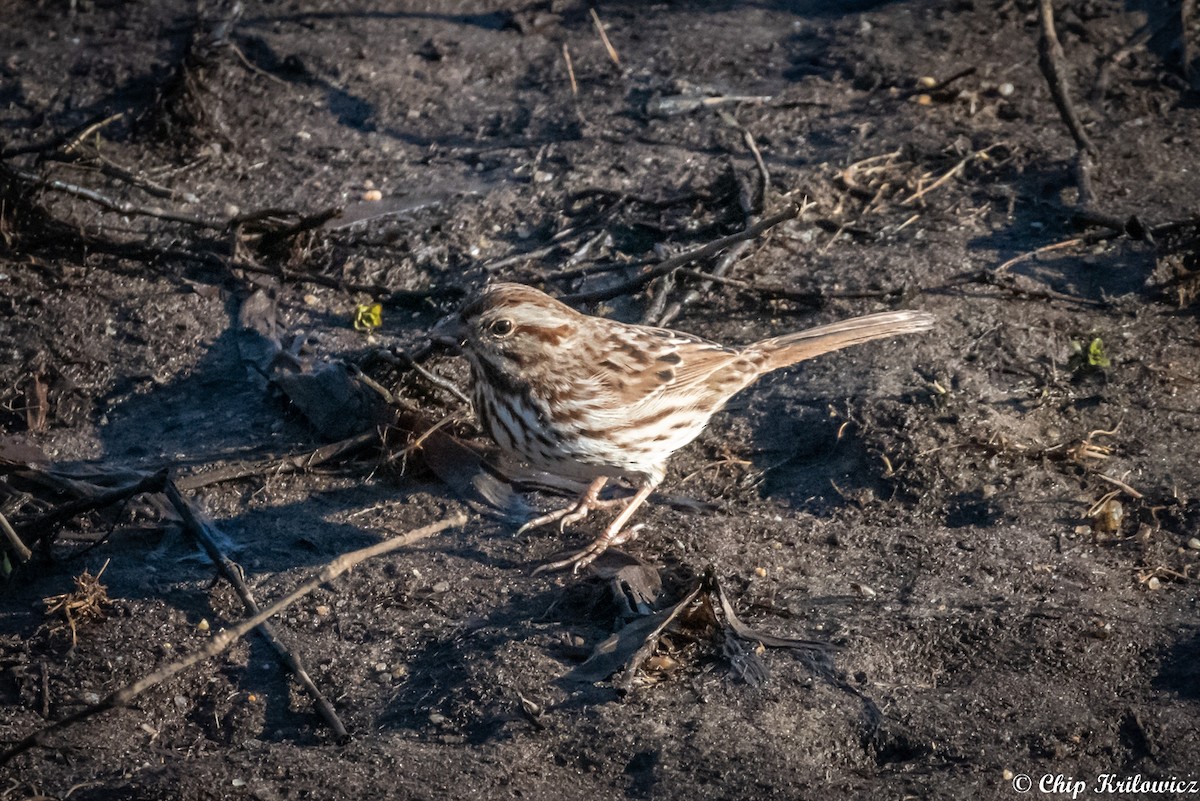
xmin=432 ymin=283 xmax=934 ymax=572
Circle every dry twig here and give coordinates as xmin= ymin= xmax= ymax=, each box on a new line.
xmin=42 ymin=561 xmax=111 ymax=648
xmin=19 ymin=469 xmax=168 ymax=551
xmin=175 ymin=431 xmax=379 ymax=491
xmin=1037 ymin=0 xmax=1097 ymax=207
xmin=562 ymin=203 xmax=801 ymax=304
xmin=2 ymin=163 xmax=224 ymax=230
xmin=162 ymin=481 xmax=348 ymax=740
xmin=590 ymin=8 xmax=621 ymax=69
xmin=0 ymin=512 xmax=467 ymax=766
xmin=902 ymin=145 xmax=1001 ymax=207
xmin=0 ymin=511 xmax=32 ymax=564
xmin=562 ymin=43 xmax=579 ymax=96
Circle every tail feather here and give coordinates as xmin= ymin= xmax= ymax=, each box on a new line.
xmin=747 ymin=310 xmax=935 ymax=371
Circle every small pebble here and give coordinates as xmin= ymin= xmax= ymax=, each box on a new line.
xmin=1002 ymin=769 xmax=1014 ymax=782
xmin=197 ymin=618 xmax=210 ymax=632
xmin=315 ymin=604 xmax=331 ymax=616
xmin=1091 ymin=499 xmax=1123 ymax=534
xmin=232 ymin=779 xmax=246 ymax=788
xmin=753 ymin=567 xmax=767 ymax=578
xmin=295 ymin=130 xmax=312 ymax=140
xmin=533 ymin=170 xmax=554 ymax=183
xmin=363 ymin=179 xmax=376 ymax=189
xmin=83 ymin=692 xmax=101 ymax=705
xmin=303 ymin=294 xmax=320 ymax=306
xmin=173 ymin=695 xmax=189 ymax=711
xmin=851 ymin=582 xmax=877 ymax=599
xmin=428 ymin=712 xmax=446 ymax=725
xmin=1147 ymin=577 xmax=1161 ymax=591
xmin=918 ymin=76 xmax=938 ymax=88
xmin=999 ymin=82 xmax=1015 ymax=97
xmin=432 ymin=580 xmax=450 ymax=593
xmin=646 ymin=654 xmax=678 ymax=671
xmin=915 ymin=94 xmax=932 ymax=106
xmin=374 ymin=662 xmax=387 ymax=672
xmin=1187 ymin=538 xmax=1200 ymax=551
xmin=362 ymin=189 xmax=383 ymax=202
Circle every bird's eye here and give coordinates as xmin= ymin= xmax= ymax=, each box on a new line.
xmin=489 ymin=318 xmax=515 ymax=337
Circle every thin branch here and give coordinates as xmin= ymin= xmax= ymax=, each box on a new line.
xmin=561 ymin=203 xmax=800 ymax=304
xmin=562 ymin=43 xmax=578 ymax=97
xmin=717 ymin=111 xmax=770 ymax=195
xmin=1181 ymin=0 xmax=1197 ymax=86
xmin=379 ymin=349 xmax=472 ymax=406
xmin=482 ymin=226 xmax=585 ymax=273
xmin=1037 ymin=0 xmax=1096 ymax=156
xmin=19 ymin=469 xmax=168 ymax=550
xmin=652 ymin=166 xmax=762 ymax=327
xmin=41 ymin=151 xmax=199 ymax=203
xmin=0 ymin=113 xmax=124 ymax=158
xmin=0 ymin=511 xmax=32 ymax=564
xmin=175 ymin=431 xmax=379 ymax=491
xmin=1037 ymin=0 xmax=1098 ymax=208
xmin=906 ymin=66 xmax=977 ymax=96
xmin=902 ymin=145 xmax=1001 ymax=206
xmin=162 ymin=480 xmax=348 ymax=741
xmin=228 ymin=42 xmax=290 ymax=86
xmin=1095 ymin=473 xmax=1144 ymax=499
xmin=0 ymin=512 xmax=467 ymax=767
xmin=5 ymin=164 xmax=226 ymax=230
xmin=992 ymin=214 xmax=1195 ymax=275
xmin=589 ymin=8 xmax=621 ymax=69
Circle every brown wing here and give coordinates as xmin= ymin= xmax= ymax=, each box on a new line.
xmin=585 ymin=321 xmax=753 ymax=405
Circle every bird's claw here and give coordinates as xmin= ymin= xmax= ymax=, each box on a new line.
xmin=530 ymin=541 xmax=608 ymax=575
xmin=517 ymin=507 xmax=585 ymax=536
xmin=530 ymin=523 xmax=644 ymax=576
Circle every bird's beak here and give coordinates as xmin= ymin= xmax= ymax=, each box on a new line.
xmin=430 ymin=313 xmax=466 ymax=352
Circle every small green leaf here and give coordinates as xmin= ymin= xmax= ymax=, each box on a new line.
xmin=353 ymin=303 xmax=383 ymax=332
xmin=1086 ymin=337 xmax=1110 ymax=368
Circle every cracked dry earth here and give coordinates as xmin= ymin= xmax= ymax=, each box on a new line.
xmin=1 ymin=1 xmax=1199 ymax=800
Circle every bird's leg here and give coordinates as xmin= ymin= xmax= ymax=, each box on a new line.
xmin=517 ymin=477 xmax=608 ymax=534
xmin=533 ymin=477 xmax=661 ymax=574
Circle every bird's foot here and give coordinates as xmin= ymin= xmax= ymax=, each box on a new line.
xmin=516 ymin=477 xmax=619 ymax=534
xmin=516 ymin=496 xmax=624 ymax=535
xmin=532 ymin=524 xmax=644 ymax=575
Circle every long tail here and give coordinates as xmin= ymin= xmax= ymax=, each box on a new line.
xmin=746 ymin=310 xmax=935 ymax=372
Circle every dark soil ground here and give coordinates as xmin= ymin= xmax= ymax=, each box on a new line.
xmin=2 ymin=0 xmax=1199 ymax=799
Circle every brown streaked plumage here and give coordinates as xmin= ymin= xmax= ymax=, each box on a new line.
xmin=432 ymin=282 xmax=934 ymax=572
